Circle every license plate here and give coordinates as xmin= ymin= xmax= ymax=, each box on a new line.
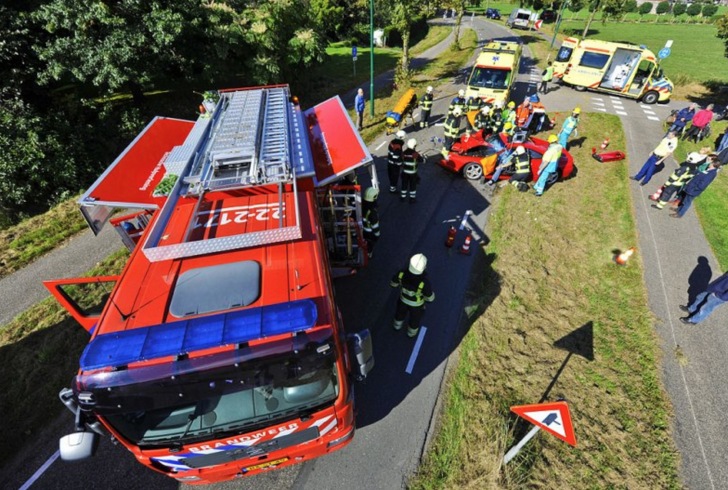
xmin=243 ymin=457 xmax=288 ymax=473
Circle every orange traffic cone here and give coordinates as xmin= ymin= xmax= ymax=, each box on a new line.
xmin=614 ymin=247 xmax=635 ymax=266
xmin=649 ymin=187 xmax=663 ymax=201
xmin=600 ymin=137 xmax=610 ymax=150
xmin=460 ymin=231 xmax=472 ymax=255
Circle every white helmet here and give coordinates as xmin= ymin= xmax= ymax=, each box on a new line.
xmin=427 ymin=86 xmax=433 ymax=93
xmin=458 ymin=89 xmax=465 ymax=97
xmin=407 ymin=138 xmax=417 ymax=149
xmin=453 ymin=108 xmax=463 ymax=117
xmin=409 ymin=253 xmax=427 ymax=275
xmin=396 ymin=130 xmax=406 ymax=139
xmin=515 ymin=145 xmax=526 ymax=155
xmin=364 ymin=187 xmax=379 ymax=202
xmin=481 ymin=106 xmax=489 ymax=114
xmin=494 ymin=100 xmax=504 ymax=109
xmin=686 ymin=152 xmax=703 ymax=164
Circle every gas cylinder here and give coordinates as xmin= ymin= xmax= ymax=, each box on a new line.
xmin=445 ymin=226 xmax=457 ymax=248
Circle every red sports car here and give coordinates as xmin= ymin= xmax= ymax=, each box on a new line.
xmin=438 ymin=132 xmax=577 ymax=184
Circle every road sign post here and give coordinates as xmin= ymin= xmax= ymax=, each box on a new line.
xmin=503 ymin=401 xmax=576 ymax=464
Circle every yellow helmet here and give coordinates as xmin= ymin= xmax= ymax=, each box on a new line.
xmin=548 ymin=134 xmax=558 ymax=143
xmin=573 ymin=107 xmax=581 ymax=115
xmin=507 ymin=101 xmax=515 ymax=109
xmin=504 ymin=122 xmax=513 ymax=130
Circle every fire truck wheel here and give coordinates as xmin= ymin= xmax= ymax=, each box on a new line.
xmin=641 ymin=91 xmax=659 ymax=105
xmin=463 ymin=162 xmax=484 ymax=180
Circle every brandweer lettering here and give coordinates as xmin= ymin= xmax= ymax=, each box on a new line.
xmin=139 ymin=160 xmax=165 ymax=192
xmin=188 ymin=423 xmax=299 ymax=453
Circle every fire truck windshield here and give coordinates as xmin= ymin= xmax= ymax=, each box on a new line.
xmin=76 ymin=329 xmax=339 ymax=446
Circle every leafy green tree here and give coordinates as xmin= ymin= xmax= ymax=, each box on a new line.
xmin=310 ymin=0 xmax=346 ymax=40
xmin=624 ymin=0 xmax=638 ymax=13
xmin=686 ymin=3 xmax=702 ymax=15
xmin=656 ymin=1 xmax=671 ymax=14
xmin=702 ymin=4 xmax=718 ymax=17
xmin=639 ymin=2 xmax=654 ymax=15
xmin=388 ymin=0 xmax=429 ymax=84
xmin=672 ymin=3 xmax=687 ymax=16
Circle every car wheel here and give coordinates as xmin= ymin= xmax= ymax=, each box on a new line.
xmin=641 ymin=91 xmax=659 ymax=105
xmin=463 ymin=162 xmax=484 ymax=180
xmin=546 ymin=169 xmax=560 ymax=186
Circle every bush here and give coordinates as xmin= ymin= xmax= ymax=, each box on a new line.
xmin=687 ymin=4 xmax=702 ymax=16
xmin=639 ymin=2 xmax=653 ymax=15
xmin=702 ymin=4 xmax=718 ymax=17
xmin=673 ymin=3 xmax=686 ymax=16
xmin=656 ymin=1 xmax=671 ymax=15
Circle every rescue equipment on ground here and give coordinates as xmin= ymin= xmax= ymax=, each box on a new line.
xmin=600 ymin=137 xmax=610 ymax=150
xmin=460 ymin=230 xmax=473 ymax=255
xmin=614 ymin=247 xmax=636 ymax=266
xmin=386 ymin=88 xmax=418 ymax=134
xmin=591 ymin=147 xmax=626 ymax=163
xmin=445 ymin=225 xmax=457 ymax=247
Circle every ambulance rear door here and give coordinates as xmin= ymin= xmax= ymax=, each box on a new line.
xmin=553 ymin=37 xmax=580 ymax=79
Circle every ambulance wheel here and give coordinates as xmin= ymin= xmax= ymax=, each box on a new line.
xmin=642 ymin=91 xmax=659 ymax=105
xmin=574 ymin=85 xmax=587 ymax=92
xmin=463 ymin=162 xmax=484 ymax=180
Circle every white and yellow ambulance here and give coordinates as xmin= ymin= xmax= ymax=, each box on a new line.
xmin=553 ymin=38 xmax=673 ymax=104
xmin=465 ymin=40 xmax=522 ymax=106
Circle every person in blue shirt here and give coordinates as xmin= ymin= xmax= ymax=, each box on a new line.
xmin=558 ymin=107 xmax=580 ymax=149
xmin=668 ymin=103 xmax=696 ymax=136
xmin=672 ymin=158 xmax=720 ymax=218
xmin=680 ymin=269 xmax=728 ymax=324
xmin=355 ymin=88 xmax=366 ymax=131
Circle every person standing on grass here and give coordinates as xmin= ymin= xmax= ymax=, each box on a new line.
xmin=680 ymin=270 xmax=728 ymax=325
xmin=355 ymin=88 xmax=366 ymax=131
xmin=671 ymin=158 xmax=721 ymax=218
xmin=533 ymin=134 xmax=562 ymax=197
xmin=557 ymin=107 xmax=580 ymax=149
xmin=631 ymin=131 xmax=678 ymax=186
xmin=539 ymin=61 xmax=554 ymax=94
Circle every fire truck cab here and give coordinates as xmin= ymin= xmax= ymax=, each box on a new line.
xmin=465 ymin=40 xmax=522 ymax=106
xmin=44 ymin=85 xmax=375 ymax=484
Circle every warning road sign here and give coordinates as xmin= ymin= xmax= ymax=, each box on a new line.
xmin=510 ymin=401 xmax=576 ymax=446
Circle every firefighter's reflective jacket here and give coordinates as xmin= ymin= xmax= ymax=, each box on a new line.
xmin=390 ymin=270 xmax=435 ymax=307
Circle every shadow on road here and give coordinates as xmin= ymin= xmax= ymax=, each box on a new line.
xmin=687 ymin=256 xmax=712 ymax=306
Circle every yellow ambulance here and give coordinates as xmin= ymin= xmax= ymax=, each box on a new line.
xmin=465 ymin=40 xmax=522 ymax=106
xmin=553 ymin=38 xmax=673 ymax=104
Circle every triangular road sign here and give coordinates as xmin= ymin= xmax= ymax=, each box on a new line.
xmin=511 ymin=401 xmax=577 ymax=446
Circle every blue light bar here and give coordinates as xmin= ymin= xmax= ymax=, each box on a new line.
xmin=80 ymin=299 xmax=318 ymax=370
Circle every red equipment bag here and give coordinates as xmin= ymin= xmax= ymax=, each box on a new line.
xmin=591 ymin=148 xmax=626 ymax=163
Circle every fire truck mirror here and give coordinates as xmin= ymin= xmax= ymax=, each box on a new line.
xmin=347 ymin=329 xmax=374 ymax=381
xmin=59 ymin=431 xmax=99 ymax=462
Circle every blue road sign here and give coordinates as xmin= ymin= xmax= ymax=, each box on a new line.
xmin=352 ymin=46 xmax=358 ymax=58
xmin=658 ymin=47 xmax=671 ymax=59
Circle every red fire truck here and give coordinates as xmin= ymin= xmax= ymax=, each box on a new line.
xmin=44 ymin=85 xmax=375 ymax=484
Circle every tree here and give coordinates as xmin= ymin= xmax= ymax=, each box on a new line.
xmin=624 ymin=0 xmax=638 ymax=14
xmin=672 ymin=3 xmax=687 ymax=16
xmin=388 ymin=0 xmax=427 ymax=85
xmin=656 ymin=1 xmax=671 ymax=14
xmin=702 ymin=4 xmax=718 ymax=17
xmin=309 ymin=0 xmax=346 ymax=40
xmin=686 ymin=3 xmax=702 ymax=16
xmin=717 ymin=14 xmax=728 ymax=56
xmin=638 ymin=2 xmax=653 ymax=15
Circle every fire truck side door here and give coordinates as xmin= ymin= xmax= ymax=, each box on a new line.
xmin=43 ymin=276 xmax=120 ymax=333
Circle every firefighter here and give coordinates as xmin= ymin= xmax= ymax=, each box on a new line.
xmin=401 ymin=138 xmax=424 ymax=203
xmin=491 ymin=101 xmax=504 ymax=133
xmin=390 ymin=253 xmax=435 ymax=338
xmin=509 ymin=145 xmax=532 ymax=186
xmin=474 ymin=105 xmax=491 ymax=136
xmin=448 ymin=89 xmax=466 ymax=116
xmin=419 ymin=86 xmax=434 ymax=128
xmin=533 ymin=134 xmax=563 ymax=196
xmin=502 ymin=121 xmax=515 ymax=137
xmin=362 ymin=187 xmax=381 ymax=258
xmin=465 ymin=95 xmax=482 ymax=131
xmin=443 ymin=108 xmax=462 ymax=151
xmin=387 ymin=130 xmax=406 ymax=193
xmin=652 ymin=152 xmax=701 ymax=210
xmin=558 ymin=107 xmax=580 ymax=149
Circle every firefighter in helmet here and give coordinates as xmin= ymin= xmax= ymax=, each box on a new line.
xmin=509 ymin=145 xmax=532 ymax=188
xmin=362 ymin=187 xmax=381 ymax=258
xmin=401 ymin=138 xmax=424 ymax=203
xmin=387 ymin=130 xmax=406 ymax=193
xmin=419 ymin=86 xmax=434 ymax=128
xmin=443 ymin=107 xmax=462 ymax=152
xmin=474 ymin=105 xmax=492 ymax=136
xmin=390 ymin=253 xmax=435 ymax=338
xmin=448 ymin=89 xmax=466 ymax=116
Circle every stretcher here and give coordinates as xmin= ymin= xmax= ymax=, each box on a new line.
xmin=386 ymin=89 xmax=418 ymax=134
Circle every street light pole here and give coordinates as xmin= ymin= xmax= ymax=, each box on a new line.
xmin=549 ymin=1 xmax=569 ymax=49
xmin=369 ymin=0 xmax=375 ymax=117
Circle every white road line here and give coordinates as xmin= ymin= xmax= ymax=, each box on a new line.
xmin=20 ymin=450 xmax=60 ymax=490
xmin=375 ymin=141 xmax=387 ymax=150
xmin=592 ymin=101 xmax=606 ymax=106
xmin=643 ymin=110 xmax=656 ymax=115
xmin=647 ymin=116 xmax=660 ymax=121
xmin=612 ymin=102 xmax=624 ymax=107
xmin=594 ymin=107 xmax=608 ymax=112
xmin=640 ymin=104 xmax=653 ymax=109
xmin=593 ymin=97 xmax=604 ymax=101
xmin=615 ymin=110 xmax=628 ymax=115
xmin=405 ymin=326 xmax=427 ymax=374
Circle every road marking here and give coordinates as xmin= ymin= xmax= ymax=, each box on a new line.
xmin=612 ymin=101 xmax=624 ymax=107
xmin=615 ymin=110 xmax=628 ymax=115
xmin=375 ymin=140 xmax=387 ymax=150
xmin=405 ymin=326 xmax=427 ymax=374
xmin=20 ymin=450 xmax=60 ymax=490
xmin=594 ymin=107 xmax=607 ymax=112
xmin=593 ymin=97 xmax=604 ymax=101
xmin=643 ymin=110 xmax=656 ymax=115
xmin=647 ymin=116 xmax=660 ymax=121
xmin=592 ymin=101 xmax=606 ymax=106
xmin=434 ymin=123 xmax=445 ymax=127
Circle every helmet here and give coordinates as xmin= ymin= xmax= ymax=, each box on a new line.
xmin=409 ymin=253 xmax=428 ymax=275
xmin=686 ymin=152 xmax=703 ymax=164
xmin=573 ymin=107 xmax=581 ymax=115
xmin=507 ymin=101 xmax=515 ymax=109
xmin=364 ymin=187 xmax=379 ymax=202
xmin=453 ymin=108 xmax=463 ymax=117
xmin=396 ymin=130 xmax=406 ymax=139
xmin=548 ymin=134 xmax=558 ymax=143
xmin=503 ymin=122 xmax=513 ymax=130
xmin=515 ymin=145 xmax=526 ymax=155
xmin=494 ymin=100 xmax=504 ymax=109
xmin=458 ymin=89 xmax=465 ymax=97
xmin=427 ymin=86 xmax=433 ymax=93
xmin=481 ymin=106 xmax=489 ymax=114
xmin=407 ymin=138 xmax=417 ymax=149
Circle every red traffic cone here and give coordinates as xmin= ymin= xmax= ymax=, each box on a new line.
xmin=649 ymin=187 xmax=663 ymax=201
xmin=614 ymin=247 xmax=635 ymax=266
xmin=600 ymin=137 xmax=610 ymax=150
xmin=445 ymin=226 xmax=457 ymax=248
xmin=460 ymin=231 xmax=472 ymax=255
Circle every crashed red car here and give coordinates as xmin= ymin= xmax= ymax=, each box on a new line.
xmin=438 ymin=131 xmax=577 ymax=183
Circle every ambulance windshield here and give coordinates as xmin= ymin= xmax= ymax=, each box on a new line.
xmin=469 ymin=67 xmax=511 ymax=90
xmin=77 ymin=329 xmax=339 ymax=446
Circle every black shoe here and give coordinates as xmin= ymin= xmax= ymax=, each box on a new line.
xmin=669 ymin=213 xmax=681 ymax=218
xmin=679 ymin=305 xmax=689 ymax=312
xmin=679 ymin=317 xmax=693 ymax=325
xmin=630 ymin=176 xmax=638 ymax=181
xmin=400 ymin=195 xmax=406 ymax=201
xmin=389 ymin=187 xmax=397 ymax=193
xmin=639 ymin=182 xmax=647 ymax=186
xmin=651 ymin=204 xmax=662 ymax=210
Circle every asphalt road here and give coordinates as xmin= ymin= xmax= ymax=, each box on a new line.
xmin=5 ymin=15 xmax=727 ymax=490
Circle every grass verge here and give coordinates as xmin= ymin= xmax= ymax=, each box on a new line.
xmin=0 ymin=249 xmax=128 ymax=465
xmin=410 ymin=113 xmax=681 ymax=489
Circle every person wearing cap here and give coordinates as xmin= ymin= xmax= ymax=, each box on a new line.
xmin=390 ymin=253 xmax=435 ymax=338
xmin=672 ymin=157 xmax=721 ymax=218
xmin=387 ymin=130 xmax=406 ymax=193
xmin=448 ymin=89 xmax=466 ymax=116
xmin=401 ymin=138 xmax=424 ymax=203
xmin=355 ymin=88 xmax=366 ymax=131
xmin=558 ymin=107 xmax=580 ymax=149
xmin=651 ymin=152 xmax=701 ymax=210
xmin=443 ymin=108 xmax=462 ymax=151
xmin=419 ymin=86 xmax=434 ymax=128
xmin=362 ymin=187 xmax=381 ymax=258
xmin=533 ymin=135 xmax=563 ymax=196
xmin=632 ymin=131 xmax=678 ymax=186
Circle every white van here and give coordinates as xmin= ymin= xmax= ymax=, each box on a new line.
xmin=506 ymin=8 xmax=532 ymax=29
